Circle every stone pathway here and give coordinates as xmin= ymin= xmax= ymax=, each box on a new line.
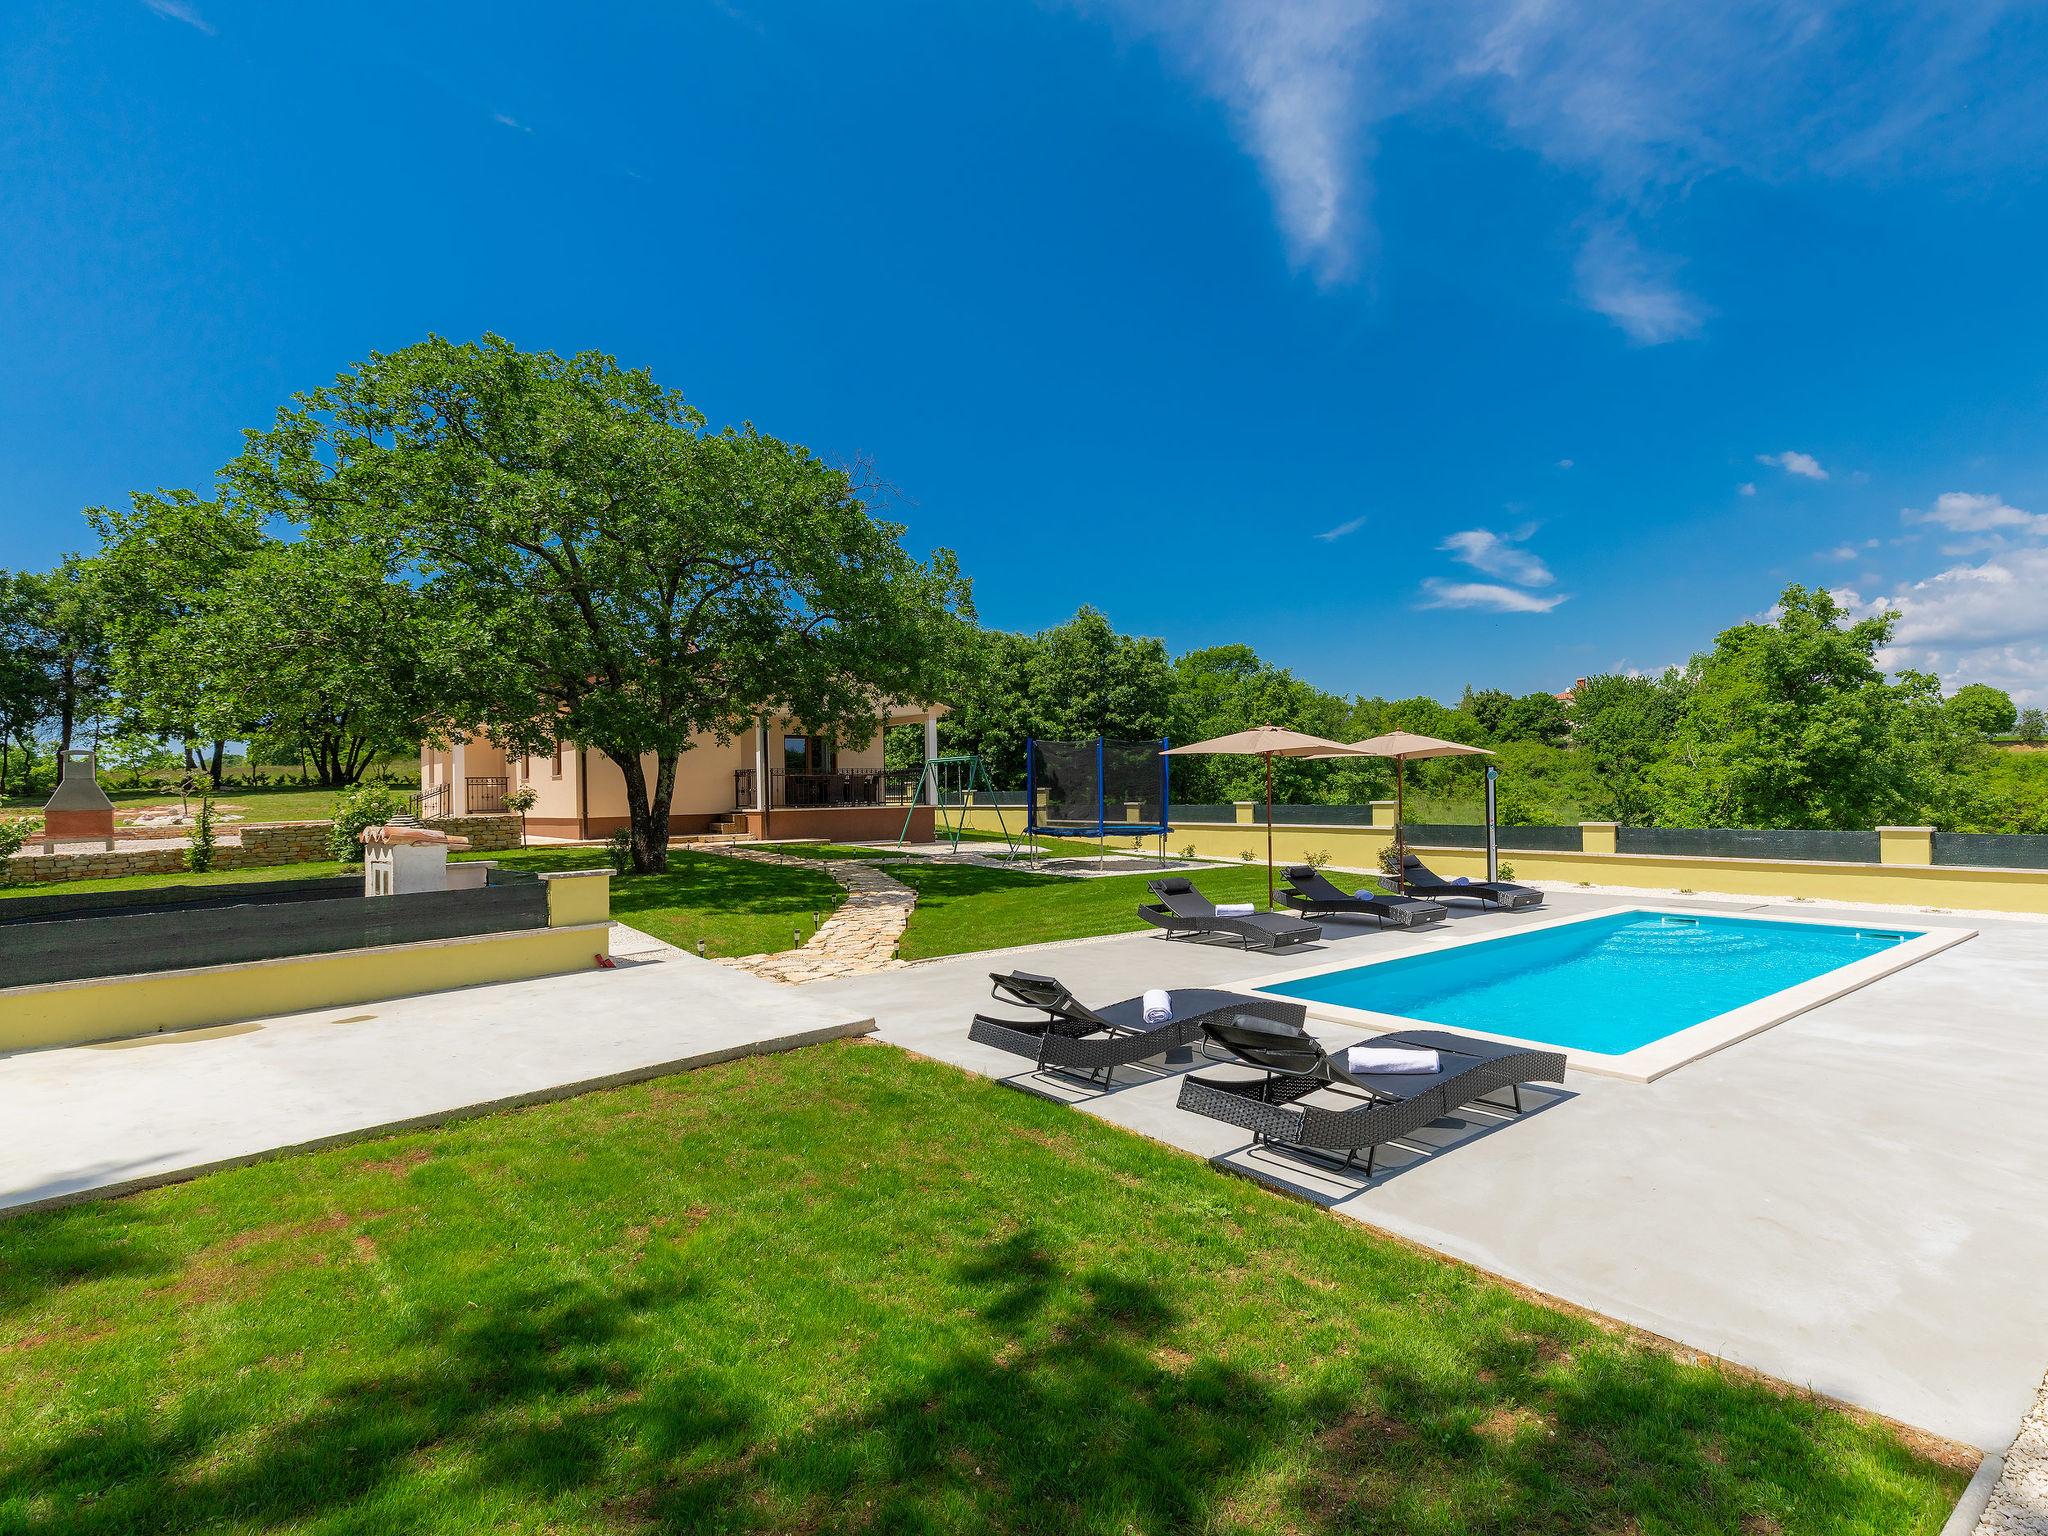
xmin=1977 ymin=1369 xmax=2048 ymax=1533
xmin=709 ymin=848 xmax=917 ymax=984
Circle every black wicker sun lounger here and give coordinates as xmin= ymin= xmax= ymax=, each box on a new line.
xmin=1138 ymin=878 xmax=1322 ymax=950
xmin=968 ymin=969 xmax=1308 ymax=1086
xmin=1279 ymin=866 xmax=1448 ymax=929
xmin=1398 ymin=854 xmax=1545 ymax=911
xmin=1177 ymin=1013 xmax=1566 ymax=1179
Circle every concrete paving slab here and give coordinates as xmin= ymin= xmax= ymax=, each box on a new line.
xmin=806 ymin=892 xmax=2048 ymax=1450
xmin=0 ymin=945 xmax=873 ymax=1216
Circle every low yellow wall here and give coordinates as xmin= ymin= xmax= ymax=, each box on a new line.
xmin=1 ymin=924 xmax=613 ymax=1055
xmin=958 ymin=809 xmax=2048 ymax=916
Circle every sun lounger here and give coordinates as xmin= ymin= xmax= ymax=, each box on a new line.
xmin=1398 ymin=854 xmax=1544 ymax=910
xmin=1176 ymin=1012 xmax=1565 ymax=1178
xmin=1279 ymin=866 xmax=1448 ymax=928
xmin=968 ymin=969 xmax=1308 ymax=1086
xmin=1138 ymin=878 xmax=1322 ymax=949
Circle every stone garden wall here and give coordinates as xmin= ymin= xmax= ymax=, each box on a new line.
xmin=3 ymin=816 xmax=522 ymax=886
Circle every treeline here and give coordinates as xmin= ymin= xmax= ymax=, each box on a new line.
xmin=905 ymin=589 xmax=2048 ymax=834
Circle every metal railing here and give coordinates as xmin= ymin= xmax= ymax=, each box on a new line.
xmin=734 ymin=767 xmax=925 ymax=810
xmin=411 ymin=783 xmax=451 ymax=820
xmin=464 ymin=776 xmax=509 ymax=814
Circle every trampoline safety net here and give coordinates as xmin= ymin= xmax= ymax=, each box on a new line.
xmin=1027 ymin=738 xmax=1170 ymax=837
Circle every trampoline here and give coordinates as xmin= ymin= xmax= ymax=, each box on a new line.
xmin=1026 ymin=738 xmax=1171 ymax=847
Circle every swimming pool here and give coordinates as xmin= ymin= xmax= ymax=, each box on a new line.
xmin=1253 ymin=908 xmax=1954 ymax=1077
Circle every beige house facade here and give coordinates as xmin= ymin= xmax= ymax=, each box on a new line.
xmin=420 ymin=703 xmax=942 ymax=843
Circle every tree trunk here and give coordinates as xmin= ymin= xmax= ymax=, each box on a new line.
xmin=607 ymin=747 xmax=680 ymax=874
xmin=208 ymin=740 xmax=226 ymax=787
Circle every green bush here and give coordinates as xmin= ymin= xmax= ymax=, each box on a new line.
xmin=605 ymin=826 xmax=635 ymax=874
xmin=328 ymin=783 xmax=405 ymax=863
xmin=185 ymin=797 xmax=217 ymax=873
xmin=0 ymin=814 xmax=42 ymax=865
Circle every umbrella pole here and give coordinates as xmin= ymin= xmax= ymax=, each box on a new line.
xmin=1265 ymin=753 xmax=1275 ymax=909
xmin=1395 ymin=758 xmax=1406 ymax=884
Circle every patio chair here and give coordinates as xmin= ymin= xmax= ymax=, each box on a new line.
xmin=1279 ymin=866 xmax=1448 ymax=929
xmin=1138 ymin=878 xmax=1322 ymax=950
xmin=1397 ymin=854 xmax=1545 ymax=911
xmin=1176 ymin=1013 xmax=1566 ymax=1179
xmin=968 ymin=969 xmax=1309 ymax=1086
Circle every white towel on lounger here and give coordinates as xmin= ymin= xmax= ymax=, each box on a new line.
xmin=1346 ymin=1045 xmax=1441 ymax=1075
xmin=1143 ymin=989 xmax=1172 ymax=1024
xmin=1214 ymin=902 xmax=1255 ymax=916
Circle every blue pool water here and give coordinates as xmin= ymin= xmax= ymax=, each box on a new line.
xmin=1260 ymin=911 xmax=1920 ymax=1056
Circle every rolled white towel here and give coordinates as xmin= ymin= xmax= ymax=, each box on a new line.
xmin=1142 ymin=988 xmax=1172 ymax=1024
xmin=1346 ymin=1045 xmax=1441 ymax=1075
xmin=1214 ymin=902 xmax=1256 ymax=917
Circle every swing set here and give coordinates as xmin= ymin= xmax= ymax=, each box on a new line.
xmin=895 ymin=753 xmax=1019 ymax=854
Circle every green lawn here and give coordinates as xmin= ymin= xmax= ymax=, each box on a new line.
xmin=889 ymin=860 xmax=1360 ymax=961
xmin=0 ymin=1043 xmax=1965 ymax=1533
xmin=0 ymin=846 xmax=844 ymax=960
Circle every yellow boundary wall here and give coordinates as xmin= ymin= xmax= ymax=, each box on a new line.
xmin=962 ymin=809 xmax=2048 ymax=917
xmin=0 ymin=870 xmax=613 ymax=1054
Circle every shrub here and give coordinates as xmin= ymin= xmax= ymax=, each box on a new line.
xmin=1179 ymin=844 xmax=1197 ymax=860
xmin=1496 ymin=860 xmax=1516 ymax=881
xmin=328 ymin=783 xmax=405 ymax=863
xmin=504 ymin=785 xmax=538 ymax=848
xmin=0 ymin=814 xmax=42 ymax=865
xmin=1303 ymin=848 xmax=1332 ymax=870
xmin=185 ymin=796 xmax=217 ymax=873
xmin=1238 ymin=848 xmax=1254 ymax=862
xmin=1377 ymin=844 xmax=1404 ymax=878
xmin=605 ymin=826 xmax=635 ymax=874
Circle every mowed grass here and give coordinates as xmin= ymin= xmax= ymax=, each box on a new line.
xmin=0 ymin=1043 xmax=1966 ymax=1534
xmin=0 ymin=847 xmax=845 ymax=960
xmin=888 ymin=861 xmax=1366 ymax=961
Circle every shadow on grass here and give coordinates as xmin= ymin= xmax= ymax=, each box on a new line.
xmin=0 ymin=1222 xmax=1963 ymax=1534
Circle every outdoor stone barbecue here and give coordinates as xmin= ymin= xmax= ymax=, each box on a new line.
xmin=38 ymin=749 xmax=115 ymax=852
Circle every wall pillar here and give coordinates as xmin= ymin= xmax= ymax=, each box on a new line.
xmin=1878 ymin=825 xmax=1934 ymax=866
xmin=754 ymin=720 xmax=770 ymax=810
xmin=1581 ymin=821 xmax=1619 ymax=856
xmin=1369 ymin=800 xmax=1397 ymax=828
xmin=1233 ymin=801 xmax=1257 ymax=825
xmin=924 ymin=715 xmax=939 ymax=805
xmin=449 ymin=739 xmax=469 ymax=817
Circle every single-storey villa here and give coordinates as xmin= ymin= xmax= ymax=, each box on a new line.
xmin=419 ymin=702 xmax=942 ymax=843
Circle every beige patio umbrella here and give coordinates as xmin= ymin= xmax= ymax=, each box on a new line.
xmin=1340 ymin=731 xmax=1494 ymax=878
xmin=1164 ymin=725 xmax=1371 ymax=908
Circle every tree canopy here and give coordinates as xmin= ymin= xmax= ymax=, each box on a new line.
xmin=229 ymin=336 xmax=973 ymax=870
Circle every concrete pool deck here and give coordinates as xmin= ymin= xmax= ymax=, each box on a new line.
xmin=803 ymin=889 xmax=2048 ymax=1453
xmin=0 ymin=923 xmax=875 ymax=1216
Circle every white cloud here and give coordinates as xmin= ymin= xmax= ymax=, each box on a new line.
xmin=1867 ymin=547 xmax=2048 ymax=704
xmin=1314 ymin=514 xmax=1367 ymax=541
xmin=1756 ymin=450 xmax=1828 ymax=481
xmin=1090 ymin=2 xmax=2040 ymax=323
xmin=1737 ymin=482 xmax=1757 ymax=496
xmin=1903 ymin=491 xmax=2048 ymax=536
xmin=1418 ymin=578 xmax=1568 ymax=613
xmin=1440 ymin=527 xmax=1554 ymax=586
xmin=1555 ymin=458 xmax=1574 ymax=469
xmin=491 ymin=112 xmax=533 ymax=132
xmin=1573 ymin=224 xmax=1704 ymax=344
xmin=142 ymin=0 xmax=214 ymax=33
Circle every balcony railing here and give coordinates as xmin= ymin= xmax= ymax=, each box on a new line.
xmin=465 ymin=776 xmax=509 ymax=814
xmin=411 ymin=783 xmax=451 ymax=820
xmin=734 ymin=767 xmax=924 ymax=810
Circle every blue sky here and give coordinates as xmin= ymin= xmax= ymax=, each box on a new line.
xmin=5 ymin=1 xmax=2048 ymax=702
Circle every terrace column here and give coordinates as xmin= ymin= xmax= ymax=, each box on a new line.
xmin=923 ymin=714 xmax=939 ymax=805
xmin=449 ymin=739 xmax=469 ymax=817
xmin=754 ymin=720 xmax=770 ymax=811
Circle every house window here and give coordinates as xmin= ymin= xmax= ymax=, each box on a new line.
xmin=783 ymin=736 xmax=835 ymax=775
xmin=551 ymin=742 xmax=563 ymax=779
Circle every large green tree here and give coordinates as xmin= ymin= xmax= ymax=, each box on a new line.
xmin=230 ymin=336 xmax=972 ymax=871
xmin=1945 ymin=683 xmax=2018 ymax=739
xmin=1649 ymin=585 xmax=1953 ymax=829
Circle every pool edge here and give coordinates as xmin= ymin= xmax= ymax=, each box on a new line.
xmin=1233 ymin=906 xmax=1978 ymax=1083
